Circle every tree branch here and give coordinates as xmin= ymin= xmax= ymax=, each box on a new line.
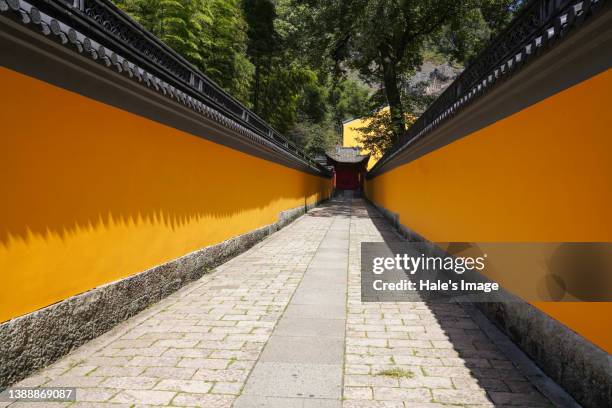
xmin=396 ymin=3 xmax=459 ymax=58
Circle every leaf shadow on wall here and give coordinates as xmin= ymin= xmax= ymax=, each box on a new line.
xmin=0 ymin=130 xmax=329 ymax=322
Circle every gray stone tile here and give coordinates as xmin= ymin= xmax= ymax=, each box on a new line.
xmin=324 ymin=231 xmax=349 ymax=240
xmin=305 ymin=271 xmax=347 ymax=285
xmin=233 ymin=396 xmax=341 ymax=408
xmin=316 ymin=247 xmax=348 ymax=256
xmin=310 ymin=254 xmax=348 ymax=265
xmin=317 ymin=241 xmax=349 ymax=250
xmin=241 ymin=362 xmax=342 ymax=398
xmin=303 ymin=399 xmax=341 ymax=408
xmin=283 ymin=303 xmax=346 ymax=319
xmin=298 ymin=279 xmax=346 ymax=292
xmin=291 ymin=289 xmax=346 ymax=306
xmin=305 ymin=265 xmax=347 ymax=275
xmin=233 ymin=396 xmax=303 ymax=408
xmin=259 ymin=336 xmax=344 ymax=364
xmin=308 ymin=257 xmax=347 ymax=268
xmin=274 ymin=317 xmax=345 ymax=338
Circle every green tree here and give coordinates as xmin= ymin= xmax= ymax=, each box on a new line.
xmin=243 ymin=0 xmax=278 ymax=112
xmin=116 ymin=0 xmax=513 ymax=159
xmin=329 ymin=78 xmax=372 ymax=129
xmin=114 ymin=0 xmax=253 ymax=103
xmin=300 ymin=0 xmax=473 ymax=143
xmin=289 ymin=120 xmax=340 ymax=156
xmin=256 ymin=65 xmax=321 ymax=134
xmin=198 ymin=0 xmax=253 ymax=102
xmin=116 ymin=0 xmax=209 ymax=62
xmin=356 ymin=109 xmax=417 ymax=159
xmin=243 ymin=0 xmax=339 ymax=139
xmin=430 ymin=0 xmax=522 ymax=66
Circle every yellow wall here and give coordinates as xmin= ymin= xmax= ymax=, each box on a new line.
xmin=343 ymin=109 xmax=387 ymax=169
xmin=343 ymin=117 xmax=368 ymax=148
xmin=0 ymin=67 xmax=331 ymax=323
xmin=365 ymin=69 xmax=612 ymax=353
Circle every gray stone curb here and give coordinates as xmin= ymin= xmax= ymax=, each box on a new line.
xmin=0 ymin=199 xmax=323 ymax=390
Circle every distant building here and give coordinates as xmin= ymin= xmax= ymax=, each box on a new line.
xmin=324 ymin=146 xmax=369 ymax=192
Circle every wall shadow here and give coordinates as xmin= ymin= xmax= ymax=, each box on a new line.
xmin=353 ymin=199 xmax=553 ymax=407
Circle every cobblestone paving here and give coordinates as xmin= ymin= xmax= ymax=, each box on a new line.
xmin=4 ymin=199 xmax=557 ymax=407
xmin=3 ymin=203 xmax=335 ymax=408
xmin=343 ymin=200 xmax=553 ymax=408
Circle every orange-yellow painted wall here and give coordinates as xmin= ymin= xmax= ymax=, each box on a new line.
xmin=343 ymin=110 xmax=387 ymax=169
xmin=0 ymin=67 xmax=331 ymax=323
xmin=365 ymin=69 xmax=612 ymax=353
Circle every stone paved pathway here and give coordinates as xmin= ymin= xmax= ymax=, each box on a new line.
xmin=342 ymin=202 xmax=554 ymax=408
xmin=234 ymin=200 xmax=350 ymax=407
xmin=3 ymin=198 xmax=558 ymax=407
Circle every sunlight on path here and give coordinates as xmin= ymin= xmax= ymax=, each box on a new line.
xmin=3 ymin=199 xmax=555 ymax=408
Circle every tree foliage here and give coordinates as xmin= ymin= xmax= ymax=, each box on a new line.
xmin=116 ymin=0 xmax=253 ymax=102
xmin=290 ymin=120 xmax=340 ymax=157
xmin=243 ymin=0 xmax=277 ymax=112
xmin=113 ymin=0 xmax=515 ymax=157
xmin=297 ymin=0 xmax=517 ymax=153
xmin=299 ymin=0 xmax=478 ymax=142
xmin=330 ymin=78 xmax=372 ymax=129
xmin=356 ymin=109 xmax=417 ymax=159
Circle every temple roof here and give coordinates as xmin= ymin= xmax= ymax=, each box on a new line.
xmin=325 ymin=146 xmax=370 ymax=164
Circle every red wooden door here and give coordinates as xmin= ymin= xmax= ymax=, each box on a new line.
xmin=335 ymin=164 xmax=359 ymax=190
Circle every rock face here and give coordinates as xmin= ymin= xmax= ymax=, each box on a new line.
xmin=406 ymin=61 xmax=462 ymax=102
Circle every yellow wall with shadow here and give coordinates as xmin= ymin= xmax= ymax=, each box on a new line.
xmin=365 ymin=69 xmax=612 ymax=353
xmin=0 ymin=67 xmax=331 ymax=323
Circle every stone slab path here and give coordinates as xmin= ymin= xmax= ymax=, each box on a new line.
xmin=234 ymin=200 xmax=350 ymax=408
xmin=3 ymin=198 xmax=562 ymax=408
